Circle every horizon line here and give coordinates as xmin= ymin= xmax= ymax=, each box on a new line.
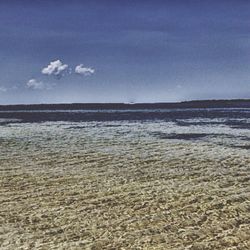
xmin=1 ymin=98 xmax=250 ymax=107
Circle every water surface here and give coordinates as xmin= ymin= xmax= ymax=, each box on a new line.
xmin=0 ymin=108 xmax=249 ymax=249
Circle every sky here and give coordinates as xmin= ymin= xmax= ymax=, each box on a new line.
xmin=0 ymin=0 xmax=250 ymax=104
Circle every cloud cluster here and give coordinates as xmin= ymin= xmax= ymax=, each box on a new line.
xmin=26 ymin=79 xmax=49 ymax=90
xmin=41 ymin=60 xmax=68 ymax=78
xmin=75 ymin=64 xmax=95 ymax=76
xmin=25 ymin=59 xmax=95 ymax=91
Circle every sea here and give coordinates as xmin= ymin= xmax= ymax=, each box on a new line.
xmin=1 ymin=105 xmax=250 ymax=249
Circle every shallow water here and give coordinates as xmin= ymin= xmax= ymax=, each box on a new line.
xmin=0 ymin=109 xmax=250 ymax=249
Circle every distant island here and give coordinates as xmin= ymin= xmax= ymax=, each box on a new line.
xmin=1 ymin=99 xmax=250 ymax=111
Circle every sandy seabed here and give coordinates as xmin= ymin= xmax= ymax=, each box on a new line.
xmin=0 ymin=120 xmax=250 ymax=249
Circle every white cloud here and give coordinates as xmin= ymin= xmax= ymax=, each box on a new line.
xmin=26 ymin=79 xmax=51 ymax=90
xmin=75 ymin=64 xmax=95 ymax=76
xmin=0 ymin=86 xmax=7 ymax=92
xmin=41 ymin=59 xmax=68 ymax=78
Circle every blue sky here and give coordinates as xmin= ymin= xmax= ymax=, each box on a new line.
xmin=0 ymin=0 xmax=250 ymax=104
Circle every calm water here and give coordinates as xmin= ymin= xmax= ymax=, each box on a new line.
xmin=1 ymin=107 xmax=250 ymax=249
xmin=1 ymin=108 xmax=250 ymax=124
xmin=1 ymin=107 xmax=250 ymax=150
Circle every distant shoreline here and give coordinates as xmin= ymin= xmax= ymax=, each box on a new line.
xmin=1 ymin=99 xmax=250 ymax=111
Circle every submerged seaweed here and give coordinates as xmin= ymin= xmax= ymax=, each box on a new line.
xmin=151 ymin=132 xmax=209 ymax=140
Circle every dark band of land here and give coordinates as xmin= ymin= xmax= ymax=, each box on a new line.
xmin=1 ymin=99 xmax=250 ymax=111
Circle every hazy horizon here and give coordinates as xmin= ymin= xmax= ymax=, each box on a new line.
xmin=1 ymin=98 xmax=250 ymax=106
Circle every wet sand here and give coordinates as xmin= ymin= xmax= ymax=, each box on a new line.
xmin=0 ymin=120 xmax=250 ymax=249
